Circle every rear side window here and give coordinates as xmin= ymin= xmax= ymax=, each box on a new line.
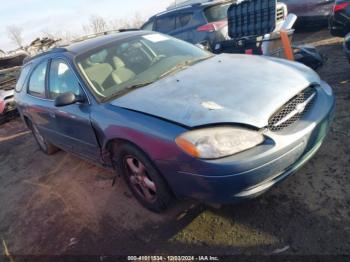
xmin=156 ymin=16 xmax=176 ymax=33
xmin=204 ymin=4 xmax=230 ymax=22
xmin=176 ymin=13 xmax=193 ymax=28
xmin=28 ymin=61 xmax=47 ymax=98
xmin=15 ymin=64 xmax=32 ymax=92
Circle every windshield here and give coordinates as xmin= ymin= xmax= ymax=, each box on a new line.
xmin=76 ymin=33 xmax=211 ymax=101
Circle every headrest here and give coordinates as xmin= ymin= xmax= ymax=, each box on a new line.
xmin=113 ymin=56 xmax=126 ymax=68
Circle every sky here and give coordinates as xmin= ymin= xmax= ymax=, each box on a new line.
xmin=0 ymin=0 xmax=175 ymax=52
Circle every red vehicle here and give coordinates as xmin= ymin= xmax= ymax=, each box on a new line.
xmin=0 ymin=68 xmax=19 ymax=124
xmin=329 ymin=0 xmax=350 ymax=37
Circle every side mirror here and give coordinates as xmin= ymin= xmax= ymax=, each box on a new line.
xmin=54 ymin=92 xmax=84 ymax=107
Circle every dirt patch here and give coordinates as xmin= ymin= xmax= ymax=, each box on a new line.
xmin=0 ymin=120 xmax=198 ymax=255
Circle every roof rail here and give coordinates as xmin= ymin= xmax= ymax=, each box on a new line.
xmin=119 ymin=28 xmax=140 ymax=32
xmin=69 ymin=29 xmax=140 ymax=44
xmin=50 ymin=47 xmax=68 ymax=53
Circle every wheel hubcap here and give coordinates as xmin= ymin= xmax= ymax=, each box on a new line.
xmin=124 ymin=156 xmax=157 ymax=203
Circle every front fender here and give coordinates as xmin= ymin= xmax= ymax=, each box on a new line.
xmin=90 ymin=105 xmax=188 ymax=163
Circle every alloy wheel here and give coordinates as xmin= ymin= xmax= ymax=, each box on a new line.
xmin=124 ymin=155 xmax=157 ymax=203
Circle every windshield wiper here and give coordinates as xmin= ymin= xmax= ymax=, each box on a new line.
xmin=102 ymin=80 xmax=155 ymax=102
xmin=159 ymin=56 xmax=212 ymax=79
xmin=159 ymin=62 xmax=190 ymax=79
xmin=125 ymin=81 xmax=155 ymax=91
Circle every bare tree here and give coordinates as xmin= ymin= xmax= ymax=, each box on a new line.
xmin=109 ymin=18 xmax=129 ymax=30
xmin=41 ymin=29 xmax=79 ymax=45
xmin=109 ymin=12 xmax=145 ymax=30
xmin=6 ymin=25 xmax=24 ymax=48
xmin=129 ymin=12 xmax=145 ymax=28
xmin=60 ymin=31 xmax=79 ymax=44
xmin=84 ymin=15 xmax=108 ymax=34
xmin=41 ymin=28 xmax=57 ymax=39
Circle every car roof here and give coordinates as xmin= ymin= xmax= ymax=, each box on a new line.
xmin=66 ymin=30 xmax=145 ymax=54
xmin=25 ymin=31 xmax=147 ymax=63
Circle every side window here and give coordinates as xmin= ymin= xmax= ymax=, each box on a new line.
xmin=142 ymin=21 xmax=154 ymax=31
xmin=48 ymin=59 xmax=81 ymax=99
xmin=155 ymin=16 xmax=176 ymax=33
xmin=204 ymin=4 xmax=230 ymax=23
xmin=15 ymin=64 xmax=32 ymax=92
xmin=176 ymin=13 xmax=193 ymax=29
xmin=28 ymin=61 xmax=47 ymax=98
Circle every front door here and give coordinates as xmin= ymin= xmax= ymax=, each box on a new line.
xmin=46 ymin=58 xmax=100 ymax=161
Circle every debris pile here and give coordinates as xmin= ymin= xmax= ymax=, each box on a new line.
xmin=26 ymin=37 xmax=61 ymax=56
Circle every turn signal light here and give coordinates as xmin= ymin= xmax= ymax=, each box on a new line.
xmin=175 ymin=137 xmax=200 ymax=158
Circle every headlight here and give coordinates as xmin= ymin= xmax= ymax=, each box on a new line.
xmin=175 ymin=126 xmax=264 ymax=159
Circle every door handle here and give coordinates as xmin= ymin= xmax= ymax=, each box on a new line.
xmin=49 ymin=111 xmax=56 ymax=118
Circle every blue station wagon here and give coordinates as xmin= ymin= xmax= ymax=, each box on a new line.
xmin=15 ymin=31 xmax=335 ymax=212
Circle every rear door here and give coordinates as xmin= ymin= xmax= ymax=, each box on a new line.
xmin=46 ymin=58 xmax=100 ymax=161
xmin=26 ymin=59 xmax=55 ymax=140
xmin=154 ymin=14 xmax=177 ymax=35
xmin=154 ymin=12 xmax=200 ymax=45
xmin=174 ymin=12 xmax=196 ymax=43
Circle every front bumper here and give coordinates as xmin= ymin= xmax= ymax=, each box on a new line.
xmin=156 ymin=82 xmax=335 ymax=204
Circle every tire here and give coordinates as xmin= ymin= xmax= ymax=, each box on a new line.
xmin=29 ymin=121 xmax=59 ymax=155
xmin=114 ymin=143 xmax=173 ymax=212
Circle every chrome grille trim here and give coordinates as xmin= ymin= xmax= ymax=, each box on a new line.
xmin=268 ymin=86 xmax=317 ymax=132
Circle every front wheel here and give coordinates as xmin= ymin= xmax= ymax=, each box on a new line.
xmin=114 ymin=143 xmax=173 ymax=212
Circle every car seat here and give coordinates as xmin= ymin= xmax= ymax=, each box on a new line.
xmin=112 ymin=57 xmax=135 ymax=85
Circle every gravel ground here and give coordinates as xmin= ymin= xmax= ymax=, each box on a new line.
xmin=0 ymin=29 xmax=349 ymax=256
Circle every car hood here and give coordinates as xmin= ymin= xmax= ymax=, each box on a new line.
xmin=110 ymin=54 xmax=321 ymax=128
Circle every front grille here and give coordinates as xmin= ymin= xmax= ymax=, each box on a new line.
xmin=268 ymin=86 xmax=317 ymax=132
xmin=276 ymin=6 xmax=285 ymax=23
